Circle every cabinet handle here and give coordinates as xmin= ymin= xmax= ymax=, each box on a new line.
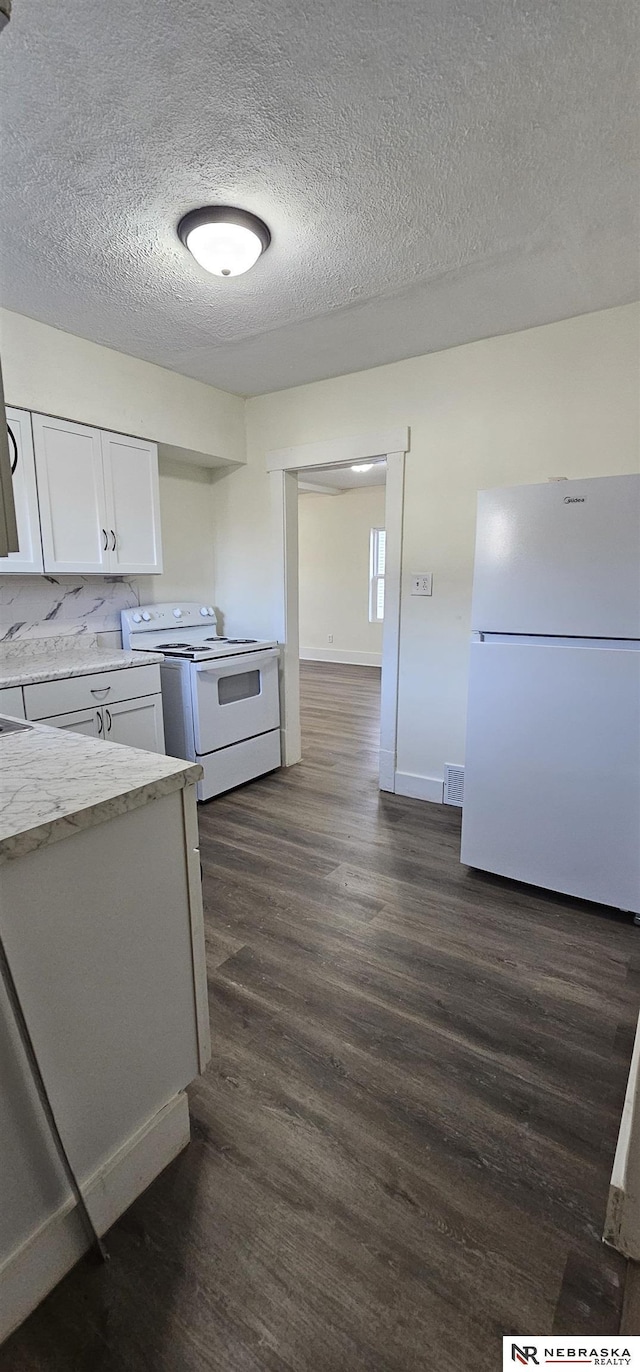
xmin=8 ymin=425 xmax=18 ymax=476
xmin=102 ymin=528 xmax=108 ymax=551
xmin=97 ymin=710 xmax=103 ymax=734
xmin=106 ymin=708 xmax=112 ymax=732
xmin=90 ymin=686 xmax=110 ymax=699
xmin=110 ymin=530 xmax=117 ymax=551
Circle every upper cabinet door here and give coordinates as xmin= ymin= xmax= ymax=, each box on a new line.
xmin=101 ymin=432 xmax=163 ymax=575
xmin=0 ymin=409 xmax=44 ymax=574
xmin=32 ymin=414 xmax=110 ymax=574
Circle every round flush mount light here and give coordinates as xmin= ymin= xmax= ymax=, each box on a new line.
xmin=178 ymin=206 xmax=271 ymax=278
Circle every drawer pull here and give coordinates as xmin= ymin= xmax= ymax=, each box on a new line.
xmin=90 ymin=686 xmax=111 ymax=699
xmin=110 ymin=530 xmax=117 ymax=551
xmin=97 ymin=710 xmax=104 ymax=734
xmin=106 ymin=708 xmax=112 ymax=733
xmin=102 ymin=528 xmax=108 ymax=551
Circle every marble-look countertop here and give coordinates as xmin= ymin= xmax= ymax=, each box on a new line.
xmin=0 ymin=719 xmax=202 ymax=863
xmin=0 ymin=634 xmax=163 ymax=689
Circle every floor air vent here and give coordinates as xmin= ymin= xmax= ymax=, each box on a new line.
xmin=443 ymin=764 xmax=464 ymax=807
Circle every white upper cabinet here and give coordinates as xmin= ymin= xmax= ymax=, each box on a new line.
xmin=32 ymin=414 xmax=163 ymax=576
xmin=0 ymin=408 xmax=44 ymax=574
xmin=33 ymin=414 xmax=110 ymax=574
xmin=101 ymin=431 xmax=163 ymax=575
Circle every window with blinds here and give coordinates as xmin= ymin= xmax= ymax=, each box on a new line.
xmin=369 ymin=527 xmax=386 ymax=622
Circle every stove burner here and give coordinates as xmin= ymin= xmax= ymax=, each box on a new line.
xmin=160 ymin=636 xmax=262 ymax=660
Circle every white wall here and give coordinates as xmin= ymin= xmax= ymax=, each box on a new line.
xmin=0 ymin=309 xmax=238 ymax=632
xmin=3 ymin=302 xmax=638 ymax=787
xmin=151 ymin=459 xmax=216 ymax=606
xmin=298 ymin=486 xmax=385 ymax=665
xmin=0 ymin=462 xmax=218 ymax=639
xmin=213 ymin=303 xmax=640 ymax=793
xmin=0 ymin=308 xmax=245 ymax=463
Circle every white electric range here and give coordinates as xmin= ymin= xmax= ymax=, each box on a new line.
xmin=121 ymin=603 xmax=281 ymax=801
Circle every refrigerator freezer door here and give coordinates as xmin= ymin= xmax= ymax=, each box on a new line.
xmin=471 ymin=475 xmax=640 ymax=638
xmin=460 ymin=640 xmax=640 ymax=912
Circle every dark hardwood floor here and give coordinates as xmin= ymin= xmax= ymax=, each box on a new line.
xmin=3 ymin=661 xmax=638 ymax=1370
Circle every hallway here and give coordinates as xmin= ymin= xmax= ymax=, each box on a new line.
xmin=3 ymin=662 xmax=637 ymax=1371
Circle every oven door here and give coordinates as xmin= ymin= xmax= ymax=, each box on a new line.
xmin=190 ymin=648 xmax=280 ymax=755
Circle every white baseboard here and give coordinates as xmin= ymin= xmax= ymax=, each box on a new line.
xmin=378 ymin=748 xmax=396 ymax=792
xmin=300 ymin=648 xmax=382 ymax=667
xmin=394 ymin=771 xmax=444 ymax=804
xmin=0 ymin=1092 xmax=190 ymax=1345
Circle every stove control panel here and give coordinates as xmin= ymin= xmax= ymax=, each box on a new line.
xmin=121 ymin=601 xmax=219 ymax=648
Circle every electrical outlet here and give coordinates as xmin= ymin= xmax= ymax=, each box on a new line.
xmin=328 ymin=634 xmax=333 ymax=642
xmin=411 ymin=573 xmax=433 ymax=596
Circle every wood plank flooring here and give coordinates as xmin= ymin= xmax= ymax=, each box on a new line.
xmin=3 ymin=660 xmax=638 ymax=1370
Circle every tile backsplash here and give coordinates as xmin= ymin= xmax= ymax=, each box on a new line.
xmin=0 ymin=575 xmax=140 ymax=645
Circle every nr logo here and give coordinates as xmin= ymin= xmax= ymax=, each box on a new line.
xmin=512 ymin=1348 xmax=539 ymax=1366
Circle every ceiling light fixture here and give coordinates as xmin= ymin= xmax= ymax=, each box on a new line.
xmin=178 ymin=206 xmax=271 ymax=278
xmin=351 ymin=463 xmax=374 ymax=473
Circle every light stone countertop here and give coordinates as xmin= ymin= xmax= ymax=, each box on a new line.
xmin=0 ymin=720 xmax=202 ymax=863
xmin=0 ymin=634 xmax=164 ymax=689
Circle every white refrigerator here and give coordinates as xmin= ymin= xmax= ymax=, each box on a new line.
xmin=460 ymin=474 xmax=640 ymax=915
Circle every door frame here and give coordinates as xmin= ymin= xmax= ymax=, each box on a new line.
xmin=266 ymin=427 xmax=409 ymax=790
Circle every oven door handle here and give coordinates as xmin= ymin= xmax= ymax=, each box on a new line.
xmin=192 ymin=648 xmax=279 ymax=675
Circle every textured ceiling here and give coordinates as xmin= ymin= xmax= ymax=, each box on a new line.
xmin=299 ymin=461 xmax=387 ymax=493
xmin=0 ymin=0 xmax=637 ymax=396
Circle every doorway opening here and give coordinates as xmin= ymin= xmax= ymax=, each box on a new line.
xmin=266 ymin=428 xmax=408 ymax=792
xmin=297 ymin=460 xmax=387 ymax=783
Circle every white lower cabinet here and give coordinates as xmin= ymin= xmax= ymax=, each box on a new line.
xmin=103 ymin=695 xmax=164 ymax=751
xmin=0 ymin=686 xmax=26 ymax=719
xmin=24 ymin=666 xmax=166 ymax=754
xmin=38 ymin=706 xmax=102 ymax=738
xmin=0 ymin=780 xmax=209 ymax=1342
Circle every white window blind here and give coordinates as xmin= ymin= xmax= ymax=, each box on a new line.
xmin=369 ymin=527 xmax=386 ymax=622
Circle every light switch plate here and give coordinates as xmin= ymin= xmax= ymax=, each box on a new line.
xmin=411 ymin=573 xmax=433 ymax=596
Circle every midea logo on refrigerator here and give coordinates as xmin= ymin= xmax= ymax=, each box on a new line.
xmin=563 ymin=496 xmax=585 ymax=503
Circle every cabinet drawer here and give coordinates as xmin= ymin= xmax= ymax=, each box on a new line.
xmin=24 ymin=665 xmax=161 ymax=721
xmin=0 ymin=686 xmax=26 ymax=719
